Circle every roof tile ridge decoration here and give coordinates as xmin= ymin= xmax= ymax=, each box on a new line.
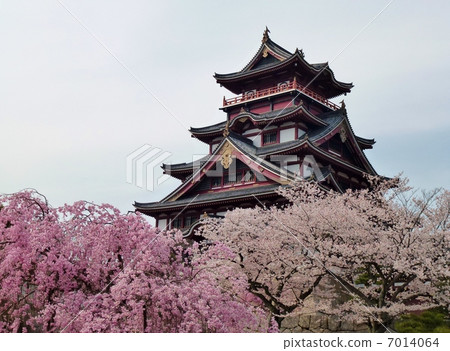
xmin=239 ymin=27 xmax=292 ymax=73
xmin=266 ymin=39 xmax=293 ymax=58
xmin=238 ymin=42 xmax=265 ymax=74
xmin=215 ymin=50 xmax=298 ymax=79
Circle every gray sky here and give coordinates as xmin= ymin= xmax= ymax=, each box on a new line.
xmin=1 ymin=0 xmax=449 ymax=215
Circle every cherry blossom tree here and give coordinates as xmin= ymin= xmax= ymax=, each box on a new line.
xmin=200 ymin=177 xmax=449 ymax=331
xmin=0 ymin=190 xmax=273 ymax=332
xmin=198 ymin=205 xmax=324 ymax=326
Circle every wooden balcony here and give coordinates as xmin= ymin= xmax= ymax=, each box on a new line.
xmin=222 ymin=80 xmax=339 ymax=111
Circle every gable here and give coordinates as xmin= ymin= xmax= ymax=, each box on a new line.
xmin=250 ymin=53 xmax=281 ymax=71
xmin=178 ymin=158 xmax=277 ymax=200
xmin=322 ymin=134 xmax=365 ymax=169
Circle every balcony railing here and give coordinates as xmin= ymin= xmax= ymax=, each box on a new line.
xmin=222 ymin=81 xmax=339 ymax=111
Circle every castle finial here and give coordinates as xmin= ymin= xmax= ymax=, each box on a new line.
xmin=340 ymin=100 xmax=346 ymax=110
xmin=262 ymin=26 xmax=270 ymax=43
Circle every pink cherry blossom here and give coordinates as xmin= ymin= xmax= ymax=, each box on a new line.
xmin=199 ymin=177 xmax=449 ymax=331
xmin=0 ymin=190 xmax=274 ymax=332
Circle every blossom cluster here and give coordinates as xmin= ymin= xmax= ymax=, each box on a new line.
xmin=0 ymin=190 xmax=272 ymax=332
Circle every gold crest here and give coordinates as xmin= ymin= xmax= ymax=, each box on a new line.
xmin=221 ymin=141 xmax=233 ymax=169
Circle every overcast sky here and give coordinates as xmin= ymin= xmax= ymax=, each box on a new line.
xmin=1 ymin=0 xmax=449 ymax=215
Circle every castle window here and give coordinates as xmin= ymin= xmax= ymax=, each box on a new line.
xmin=223 ymin=171 xmax=238 ymax=186
xmin=184 ymin=215 xmax=197 ymax=227
xmin=262 ymin=131 xmax=277 ymax=145
xmin=211 ymin=177 xmax=221 ymax=188
xmin=157 ymin=218 xmax=167 ymax=230
xmin=210 ymin=168 xmax=256 ymax=189
xmin=171 ymin=217 xmax=182 ymax=229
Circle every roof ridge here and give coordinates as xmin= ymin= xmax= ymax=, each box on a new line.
xmin=239 ymin=29 xmax=293 ymax=73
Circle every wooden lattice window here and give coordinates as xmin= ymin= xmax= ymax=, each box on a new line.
xmin=263 ymin=131 xmax=277 ymax=145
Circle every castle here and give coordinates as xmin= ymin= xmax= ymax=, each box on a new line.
xmin=134 ymin=29 xmax=377 ymax=237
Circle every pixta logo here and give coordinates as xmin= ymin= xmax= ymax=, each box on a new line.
xmin=126 ymin=144 xmax=172 ymax=191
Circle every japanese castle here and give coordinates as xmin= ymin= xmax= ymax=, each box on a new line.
xmin=134 ymin=29 xmax=377 ymax=237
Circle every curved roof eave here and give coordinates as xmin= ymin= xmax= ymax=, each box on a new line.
xmin=189 ymin=120 xmax=227 ymax=134
xmin=134 ymin=184 xmax=282 ymax=213
xmin=305 ymin=139 xmax=374 ymax=176
xmin=234 ymin=104 xmax=327 ymax=126
xmin=355 ymin=135 xmax=376 ymax=149
xmin=190 ymin=104 xmax=329 ymax=139
xmin=215 ymin=51 xmax=353 ymax=93
xmin=162 ymin=155 xmax=210 ymax=174
xmin=307 ymin=112 xmax=377 ymax=176
xmin=340 ymin=118 xmax=377 ymax=175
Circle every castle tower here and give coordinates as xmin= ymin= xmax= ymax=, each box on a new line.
xmin=134 ymin=29 xmax=377 ymax=237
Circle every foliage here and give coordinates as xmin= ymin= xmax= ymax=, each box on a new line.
xmin=394 ymin=308 xmax=450 ymax=333
xmin=0 ymin=190 xmax=273 ymax=332
xmin=199 ymin=177 xmax=449 ymax=331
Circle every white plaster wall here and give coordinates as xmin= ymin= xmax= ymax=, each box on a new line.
xmin=158 ymin=218 xmax=167 ymax=229
xmin=253 ymin=136 xmax=262 ymax=147
xmin=280 ymin=127 xmax=295 ymax=142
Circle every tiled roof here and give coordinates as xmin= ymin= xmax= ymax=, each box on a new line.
xmin=308 ymin=109 xmax=345 ymax=140
xmin=190 ymin=121 xmax=226 ymax=134
xmin=190 ymin=105 xmax=326 ymax=137
xmin=162 ymin=155 xmax=209 ymax=172
xmin=134 ymin=184 xmax=282 ymax=211
xmin=214 ymin=45 xmax=353 ymax=95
